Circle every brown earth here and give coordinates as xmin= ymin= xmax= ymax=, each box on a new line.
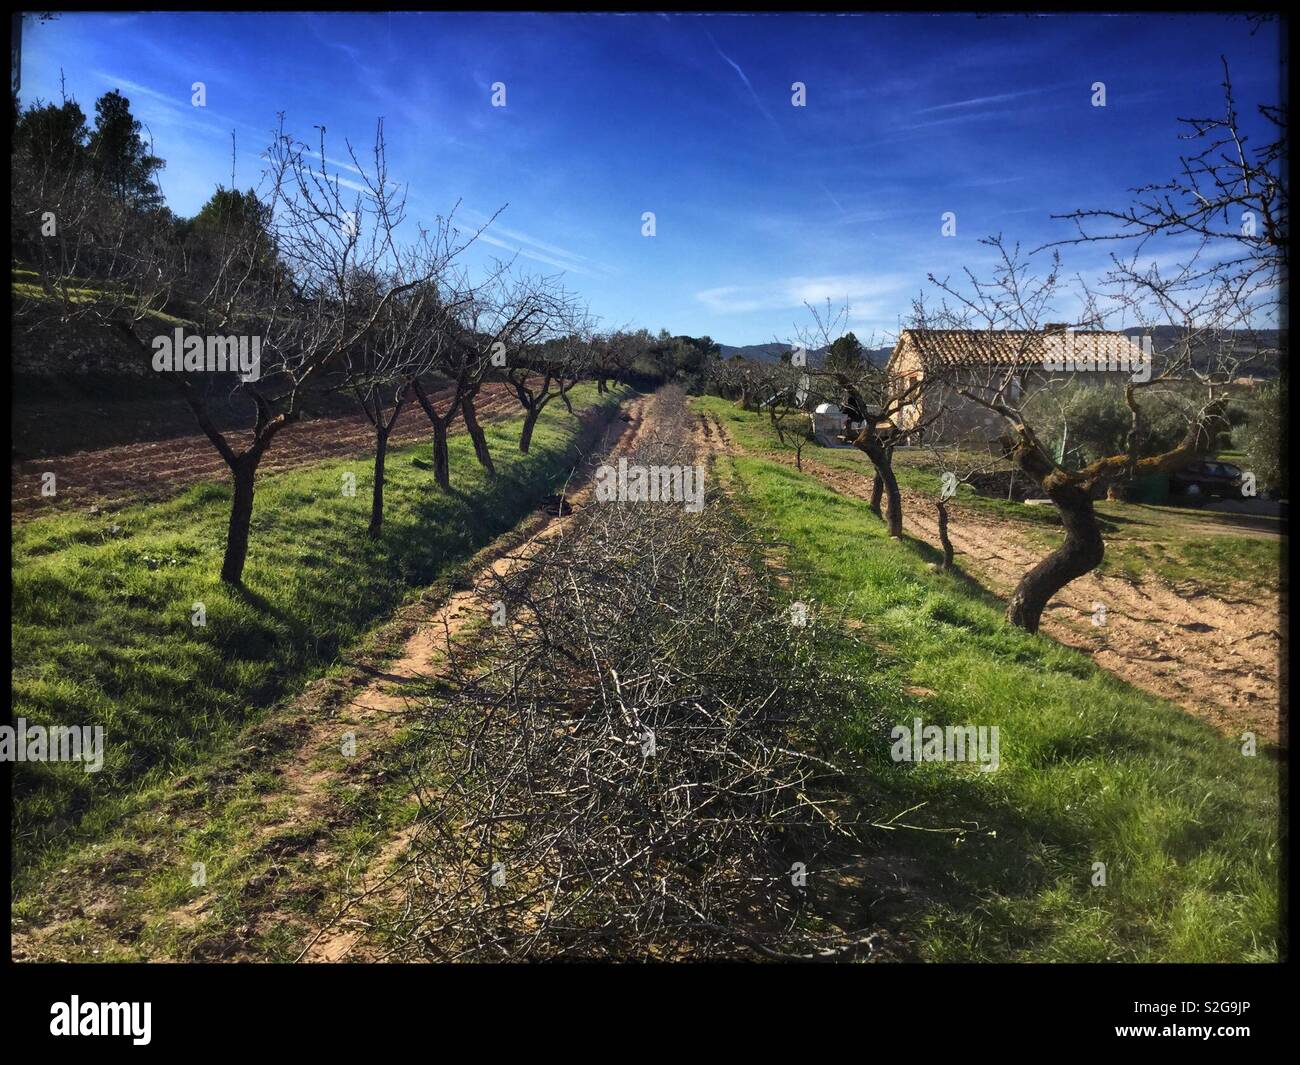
xmin=11 ymin=382 xmax=521 ymax=518
xmin=697 ymin=409 xmax=1285 ymax=746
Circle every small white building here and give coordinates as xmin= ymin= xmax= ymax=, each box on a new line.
xmin=811 ymin=402 xmax=847 ymax=446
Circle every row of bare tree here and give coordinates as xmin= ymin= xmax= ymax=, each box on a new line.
xmin=13 ymin=117 xmax=655 ymax=584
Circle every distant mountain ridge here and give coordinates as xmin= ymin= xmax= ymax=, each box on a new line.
xmin=717 ymin=328 xmax=1284 ymax=375
xmin=718 ymin=342 xmax=893 ymax=366
xmin=1120 ymin=326 xmax=1286 ymax=377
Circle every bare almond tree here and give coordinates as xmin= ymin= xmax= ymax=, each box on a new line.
xmin=1046 ymin=57 xmax=1286 ymax=297
xmin=592 ymin=327 xmax=652 ymax=393
xmin=408 ymin=265 xmax=551 ymax=486
xmin=708 ymin=351 xmax=791 ymax=419
xmin=922 ymin=235 xmax=1240 ymax=632
xmin=336 ymin=262 xmax=443 ymax=538
xmin=171 ymin=120 xmax=450 ymax=583
xmin=174 ymin=119 xmax=451 ymax=582
xmin=766 ymin=370 xmax=814 ymax=471
xmin=455 ymin=266 xmax=554 ymax=476
xmin=504 ymin=288 xmax=595 ymax=453
xmin=795 ymin=300 xmax=943 ymax=538
xmin=407 ymin=284 xmax=483 ymax=492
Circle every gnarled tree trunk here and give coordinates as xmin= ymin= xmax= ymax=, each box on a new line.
xmin=1005 ymin=480 xmax=1104 ymax=633
xmin=366 ymin=386 xmax=409 ymax=538
xmin=519 ymin=406 xmax=541 ymax=454
xmin=935 ymin=499 xmax=954 ymax=571
xmin=853 ymin=432 xmax=902 ymax=538
xmin=461 ymin=395 xmax=495 ymax=476
xmin=221 ymin=453 xmax=260 ymax=585
xmin=177 ymin=376 xmax=284 ymax=588
xmin=413 ymin=379 xmax=456 ymax=492
xmin=431 ymin=418 xmax=451 ymax=490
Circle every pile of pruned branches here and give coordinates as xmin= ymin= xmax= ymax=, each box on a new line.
xmin=381 ymin=389 xmax=872 ymax=960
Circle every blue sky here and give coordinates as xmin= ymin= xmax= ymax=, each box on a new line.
xmin=17 ymin=11 xmax=1284 ymax=345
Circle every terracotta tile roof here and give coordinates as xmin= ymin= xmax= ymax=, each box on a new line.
xmin=897 ymin=329 xmax=1147 ymax=371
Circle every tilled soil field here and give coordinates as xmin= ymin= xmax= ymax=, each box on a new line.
xmin=12 ymin=382 xmax=521 ymax=518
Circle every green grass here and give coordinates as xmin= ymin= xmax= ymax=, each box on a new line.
xmin=755 ymin=404 xmax=1282 ymax=593
xmin=15 ymin=723 xmax=432 ymax=961
xmin=1088 ymin=505 xmax=1283 ymax=590
xmin=11 ymin=385 xmax=623 ymax=877
xmin=13 ymin=267 xmax=195 ymax=327
xmin=764 ymin=410 xmax=1065 ymax=526
xmin=11 ymin=700 xmax=436 ymax=961
xmin=697 ymin=396 xmax=1281 ymax=962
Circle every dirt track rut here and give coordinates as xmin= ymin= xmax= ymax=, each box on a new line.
xmin=698 ymin=409 xmax=1284 ymax=745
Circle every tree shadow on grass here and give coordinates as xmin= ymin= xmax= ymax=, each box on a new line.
xmin=228 ymin=581 xmax=299 ymax=630
xmin=895 ymin=530 xmax=1010 ymax=613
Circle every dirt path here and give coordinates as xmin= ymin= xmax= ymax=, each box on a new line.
xmin=297 ymin=394 xmax=662 ymax=962
xmin=698 ymin=409 xmax=1284 ymax=745
xmin=12 ymin=382 xmax=520 ymax=518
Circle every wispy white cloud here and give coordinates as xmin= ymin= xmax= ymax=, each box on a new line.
xmin=706 ymin=34 xmax=767 ymax=118
xmin=302 ymin=147 xmax=366 ymax=178
xmin=696 ymin=273 xmax=911 ymax=315
xmin=915 ymin=88 xmax=1047 ymax=114
xmin=92 ymin=72 xmax=179 ymax=108
xmin=92 ymin=70 xmax=264 ymax=147
xmin=705 ymin=32 xmax=845 ymax=214
xmin=454 ymin=207 xmax=619 ymax=278
xmin=332 ymin=173 xmax=380 ymax=197
xmin=473 ymin=230 xmax=592 ymax=274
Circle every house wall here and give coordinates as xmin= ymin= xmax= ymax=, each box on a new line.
xmin=922 ymin=372 xmax=1013 ymax=445
xmin=885 ymin=330 xmax=1147 ymax=445
xmin=887 ymin=337 xmax=926 ymax=431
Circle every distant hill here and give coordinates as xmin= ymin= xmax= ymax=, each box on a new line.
xmin=718 ymin=342 xmax=894 ymax=367
xmin=718 ymin=330 xmax=1283 ymax=376
xmin=1121 ymin=326 xmax=1286 ymax=377
xmin=716 ymin=342 xmax=803 ymax=362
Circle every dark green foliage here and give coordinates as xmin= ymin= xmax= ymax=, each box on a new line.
xmin=86 ymin=90 xmax=165 ymax=210
xmin=1234 ymin=377 xmax=1286 ymax=494
xmin=1025 ymin=381 xmax=1187 ymax=469
xmin=14 ymin=97 xmax=90 ymax=176
xmin=826 ymin=331 xmax=865 ymax=373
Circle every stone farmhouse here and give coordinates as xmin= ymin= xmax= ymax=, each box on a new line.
xmin=885 ymin=325 xmax=1151 ymax=444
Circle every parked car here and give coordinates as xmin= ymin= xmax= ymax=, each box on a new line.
xmin=1170 ymin=460 xmax=1244 ymax=501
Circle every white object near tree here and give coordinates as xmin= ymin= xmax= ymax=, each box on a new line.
xmin=811 ymin=402 xmax=848 ymax=447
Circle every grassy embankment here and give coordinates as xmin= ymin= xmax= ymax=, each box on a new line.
xmin=12 ymin=385 xmax=624 ymax=883
xmin=761 ymin=409 xmax=1281 ymax=594
xmin=696 ymin=396 xmax=1280 ymax=962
